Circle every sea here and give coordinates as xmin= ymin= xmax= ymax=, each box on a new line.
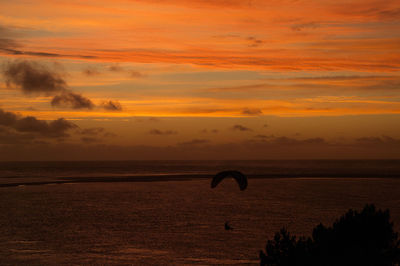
xmin=0 ymin=160 xmax=400 ymax=265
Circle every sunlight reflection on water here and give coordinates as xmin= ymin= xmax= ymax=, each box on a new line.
xmin=0 ymin=178 xmax=400 ymax=265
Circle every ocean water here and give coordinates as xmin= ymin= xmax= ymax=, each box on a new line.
xmin=0 ymin=160 xmax=400 ymax=265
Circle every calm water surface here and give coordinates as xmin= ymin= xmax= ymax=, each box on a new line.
xmin=0 ymin=161 xmax=400 ymax=265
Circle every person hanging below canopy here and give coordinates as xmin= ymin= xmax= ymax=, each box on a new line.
xmin=225 ymin=221 xmax=233 ymax=231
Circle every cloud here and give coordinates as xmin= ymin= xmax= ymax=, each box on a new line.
xmin=335 ymin=5 xmax=400 ymax=21
xmin=2 ymin=133 xmax=400 ymax=160
xmin=212 ymin=34 xmax=263 ymax=47
xmin=78 ymin=127 xmax=116 ymax=138
xmin=0 ymin=39 xmax=96 ymax=59
xmin=0 ymin=38 xmax=19 ymax=51
xmin=148 ymin=117 xmax=161 ymax=122
xmin=0 ymin=27 xmax=96 ymax=59
xmin=178 ymin=139 xmax=210 ymax=146
xmin=291 ymin=22 xmax=320 ymax=31
xmin=108 ymin=65 xmax=124 ymax=72
xmin=129 ymin=71 xmax=143 ymax=78
xmin=101 ymin=100 xmax=123 ymax=111
xmin=3 ymin=60 xmax=66 ymax=94
xmin=247 ymin=36 xmax=264 ymax=47
xmin=201 ymin=129 xmax=218 ymax=133
xmin=81 ymin=137 xmax=100 ymax=143
xmin=15 ymin=117 xmax=76 ymax=138
xmin=377 ymin=8 xmax=400 ymax=20
xmin=0 ymin=108 xmax=77 ymax=139
xmin=83 ymin=67 xmax=100 ymax=76
xmin=0 ymin=108 xmax=121 ymax=146
xmin=208 ymin=83 xmax=267 ymax=92
xmin=0 ymin=126 xmax=35 ymax=145
xmin=79 ymin=127 xmax=105 ymax=135
xmin=51 ymin=91 xmax=94 ymax=109
xmin=149 ymin=129 xmax=177 ymax=135
xmin=271 ymin=136 xmax=326 ymax=145
xmin=103 ymin=132 xmax=117 ymax=138
xmin=242 ymin=107 xmax=263 ymax=115
xmin=0 ymin=108 xmax=17 ymax=126
xmin=1 ymin=60 xmax=124 ymax=111
xmin=231 ymin=124 xmax=252 ymax=131
xmin=108 ymin=65 xmax=143 ymax=78
xmin=135 ymin=117 xmax=162 ymax=122
xmin=355 ymin=136 xmax=400 ymax=146
xmin=254 ymin=134 xmax=274 ymax=140
xmin=127 ymin=0 xmax=254 ymax=9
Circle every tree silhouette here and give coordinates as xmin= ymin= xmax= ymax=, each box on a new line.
xmin=260 ymin=204 xmax=400 ymax=266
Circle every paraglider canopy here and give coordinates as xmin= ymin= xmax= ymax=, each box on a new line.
xmin=211 ymin=170 xmax=247 ymax=191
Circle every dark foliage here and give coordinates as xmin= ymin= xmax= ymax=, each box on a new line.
xmin=260 ymin=204 xmax=400 ymax=266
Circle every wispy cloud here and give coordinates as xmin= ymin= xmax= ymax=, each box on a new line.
xmin=101 ymin=100 xmax=123 ymax=111
xmin=231 ymin=124 xmax=252 ymax=131
xmin=178 ymin=139 xmax=210 ymax=146
xmin=291 ymin=22 xmax=320 ymax=31
xmin=149 ymin=129 xmax=177 ymax=135
xmin=242 ymin=108 xmax=263 ymax=116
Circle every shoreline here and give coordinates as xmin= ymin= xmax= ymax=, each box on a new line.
xmin=1 ymin=174 xmax=399 ymax=188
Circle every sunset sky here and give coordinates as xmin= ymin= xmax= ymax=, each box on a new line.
xmin=0 ymin=0 xmax=399 ymax=160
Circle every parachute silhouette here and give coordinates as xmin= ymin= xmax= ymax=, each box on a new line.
xmin=211 ymin=170 xmax=247 ymax=191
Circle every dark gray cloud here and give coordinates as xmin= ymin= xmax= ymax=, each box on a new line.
xmin=51 ymin=91 xmax=94 ymax=109
xmin=355 ymin=136 xmax=400 ymax=145
xmin=232 ymin=124 xmax=252 ymax=131
xmin=3 ymin=60 xmax=66 ymax=94
xmin=0 ymin=108 xmax=77 ymax=139
xmin=0 ymin=108 xmax=120 ymax=146
xmin=242 ymin=107 xmax=263 ymax=115
xmin=149 ymin=129 xmax=177 ymax=135
xmin=1 ymin=60 xmax=126 ymax=111
xmin=0 ymin=108 xmax=17 ymax=126
xmin=78 ymin=127 xmax=116 ymax=138
xmin=14 ymin=117 xmax=76 ymax=137
xmin=79 ymin=127 xmax=105 ymax=136
xmin=101 ymin=100 xmax=123 ymax=111
xmin=0 ymin=126 xmax=35 ymax=144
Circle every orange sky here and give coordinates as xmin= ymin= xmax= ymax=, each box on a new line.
xmin=0 ymin=0 xmax=399 ymax=159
